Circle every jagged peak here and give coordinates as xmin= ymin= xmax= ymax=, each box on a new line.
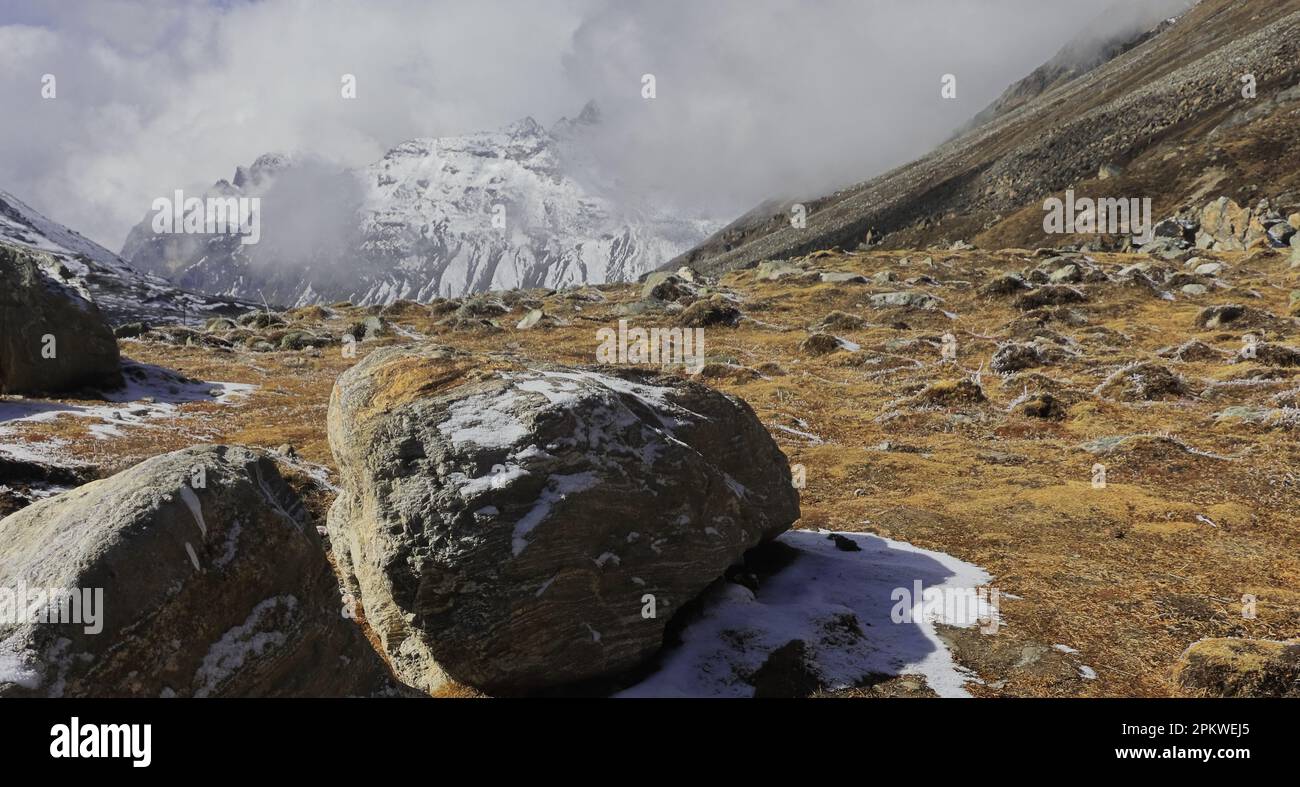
xmin=501 ymin=116 xmax=544 ymax=137
xmin=233 ymin=152 xmax=293 ymax=189
xmin=550 ymin=100 xmax=602 ymax=138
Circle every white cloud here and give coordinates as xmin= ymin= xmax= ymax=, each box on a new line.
xmin=0 ymin=0 xmax=1191 ymax=250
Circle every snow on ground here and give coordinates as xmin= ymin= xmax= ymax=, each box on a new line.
xmin=620 ymin=529 xmax=997 ymax=698
xmin=0 ymin=361 xmax=255 ymax=461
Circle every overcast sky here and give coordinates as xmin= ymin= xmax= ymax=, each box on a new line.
xmin=0 ymin=0 xmax=1193 ymax=250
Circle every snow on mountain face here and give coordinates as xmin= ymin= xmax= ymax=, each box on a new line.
xmin=0 ymin=189 xmax=251 ymax=326
xmin=120 ymin=106 xmax=718 ymax=307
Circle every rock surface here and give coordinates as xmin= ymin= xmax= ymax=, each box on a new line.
xmin=1174 ymin=637 xmax=1300 ymax=697
xmin=326 ymin=344 xmax=801 ymax=694
xmin=0 ymin=244 xmax=122 ymax=395
xmin=0 ymin=445 xmax=397 ymax=697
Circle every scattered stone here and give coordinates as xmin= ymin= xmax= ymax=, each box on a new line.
xmin=1158 ymin=339 xmax=1225 ymax=363
xmin=755 ymin=260 xmax=807 ymax=282
xmin=800 ymin=333 xmax=850 ymax=356
xmin=812 ymin=311 xmax=868 ymax=332
xmin=1195 ymin=304 xmax=1245 ymax=330
xmin=692 ymin=362 xmax=760 ymax=382
xmin=819 ymin=271 xmax=869 ymax=284
xmin=677 ymin=296 xmax=741 ymax=328
xmin=347 ymin=315 xmax=388 ymax=340
xmin=1013 ymin=285 xmax=1087 ymax=311
xmin=907 ymin=378 xmax=986 ymax=407
xmin=204 ymin=317 xmax=240 ymax=333
xmin=454 ymin=296 xmax=509 ymax=319
xmin=1098 ymin=163 xmax=1124 ymax=180
xmin=868 ymin=291 xmax=940 ymax=310
xmin=279 ymin=330 xmax=331 ymax=351
xmin=641 ymin=272 xmax=694 ymax=302
xmin=992 ymin=342 xmax=1049 ymax=374
xmin=826 ymin=533 xmax=861 ymax=552
xmin=515 ymin=308 xmax=545 ymax=330
xmin=113 ymin=322 xmax=149 ymax=339
xmin=238 ymin=311 xmax=286 ymax=330
xmin=1014 ymin=392 xmax=1067 ymax=420
xmin=379 ymin=299 xmax=427 ymax=318
xmin=980 ymin=273 xmax=1031 ymax=297
xmin=1236 ymin=342 xmax=1300 ymax=366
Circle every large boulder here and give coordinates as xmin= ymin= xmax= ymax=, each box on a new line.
xmin=1175 ymin=638 xmax=1300 ymax=697
xmin=1196 ymin=197 xmax=1252 ymax=251
xmin=0 ymin=244 xmax=122 ymax=395
xmin=0 ymin=445 xmax=398 ymax=697
xmin=326 ymin=344 xmax=801 ymax=695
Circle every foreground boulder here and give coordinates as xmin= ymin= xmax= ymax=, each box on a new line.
xmin=0 ymin=445 xmax=397 ymax=697
xmin=327 ymin=344 xmax=801 ymax=695
xmin=0 ymin=244 xmax=122 ymax=395
xmin=1175 ymin=638 xmax=1300 ymax=697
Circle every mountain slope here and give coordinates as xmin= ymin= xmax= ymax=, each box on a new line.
xmin=121 ymin=106 xmax=717 ymax=306
xmin=671 ymin=0 xmax=1300 ymax=274
xmin=0 ymin=189 xmax=251 ymax=325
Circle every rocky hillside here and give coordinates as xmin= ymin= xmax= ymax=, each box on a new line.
xmin=1 ymin=189 xmax=251 ymax=326
xmin=120 ymin=105 xmax=717 ymax=307
xmin=671 ymin=0 xmax=1300 ymax=274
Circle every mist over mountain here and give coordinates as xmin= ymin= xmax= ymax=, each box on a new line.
xmin=0 ymin=0 xmax=1188 ymax=258
xmin=120 ymin=104 xmax=716 ymax=305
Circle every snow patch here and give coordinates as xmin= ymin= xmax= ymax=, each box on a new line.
xmin=620 ymin=530 xmax=994 ymax=698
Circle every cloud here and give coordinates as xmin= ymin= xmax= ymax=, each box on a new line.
xmin=0 ymin=0 xmax=1192 ymax=251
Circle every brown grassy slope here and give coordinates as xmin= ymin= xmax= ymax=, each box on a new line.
xmin=4 ymin=244 xmax=1299 ymax=697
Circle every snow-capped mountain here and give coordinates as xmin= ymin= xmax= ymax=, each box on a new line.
xmin=120 ymin=104 xmax=718 ymax=306
xmin=0 ymin=188 xmax=252 ymax=325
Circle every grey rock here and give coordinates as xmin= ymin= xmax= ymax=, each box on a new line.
xmin=347 ymin=315 xmax=387 ymax=341
xmin=868 ymin=291 xmax=940 ymax=310
xmin=0 ymin=445 xmax=397 ymax=698
xmin=980 ymin=273 xmax=1030 ymax=296
xmin=113 ymin=322 xmax=149 ymax=339
xmin=819 ymin=271 xmax=869 ymax=284
xmin=515 ymin=308 xmax=545 ymax=330
xmin=325 ymin=345 xmax=800 ymax=695
xmin=1048 ymin=264 xmax=1081 ymax=284
xmin=0 ymin=244 xmax=122 ymax=395
xmin=754 ymin=260 xmax=807 ymax=282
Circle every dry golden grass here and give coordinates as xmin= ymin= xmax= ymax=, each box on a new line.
xmin=6 ymin=245 xmax=1300 ymax=696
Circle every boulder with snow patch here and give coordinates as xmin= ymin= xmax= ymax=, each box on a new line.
xmin=0 ymin=445 xmax=398 ymax=698
xmin=325 ymin=343 xmax=801 ymax=695
xmin=0 ymin=244 xmax=121 ymax=395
